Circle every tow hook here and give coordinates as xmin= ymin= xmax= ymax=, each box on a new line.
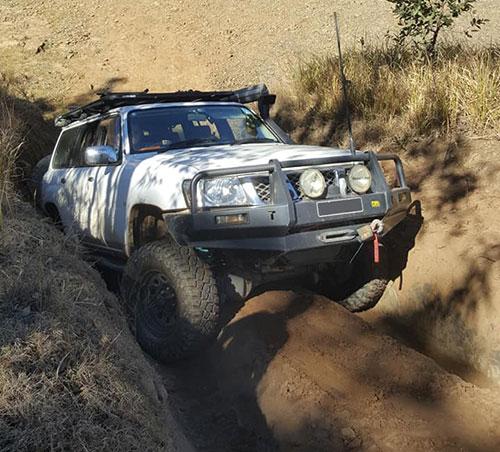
xmin=370 ymin=219 xmax=384 ymax=235
xmin=370 ymin=220 xmax=384 ymax=264
xmin=356 ymin=219 xmax=384 ymax=264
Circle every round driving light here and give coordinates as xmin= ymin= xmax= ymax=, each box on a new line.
xmin=348 ymin=164 xmax=372 ymax=194
xmin=299 ymin=168 xmax=326 ymax=199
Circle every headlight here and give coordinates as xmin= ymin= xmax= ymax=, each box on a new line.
xmin=348 ymin=165 xmax=372 ymax=194
xmin=200 ymin=177 xmax=248 ymax=207
xmin=182 ymin=177 xmax=264 ymax=208
xmin=299 ymin=168 xmax=326 ymax=199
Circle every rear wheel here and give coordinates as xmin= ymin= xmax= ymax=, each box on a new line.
xmin=122 ymin=239 xmax=220 ymax=363
xmin=29 ymin=155 xmax=51 ymax=209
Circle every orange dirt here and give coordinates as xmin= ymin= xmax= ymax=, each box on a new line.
xmin=224 ymin=292 xmax=500 ymax=451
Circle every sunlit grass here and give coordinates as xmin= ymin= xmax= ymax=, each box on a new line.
xmin=278 ymin=43 xmax=500 ymax=146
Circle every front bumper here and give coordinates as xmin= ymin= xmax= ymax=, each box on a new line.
xmin=168 ymin=151 xmax=411 ymax=253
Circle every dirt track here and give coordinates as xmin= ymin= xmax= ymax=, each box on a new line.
xmin=1 ymin=0 xmax=500 ymax=100
xmin=159 ymin=292 xmax=500 ymax=451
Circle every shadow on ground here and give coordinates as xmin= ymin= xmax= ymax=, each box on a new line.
xmin=164 ymin=291 xmax=500 ymax=451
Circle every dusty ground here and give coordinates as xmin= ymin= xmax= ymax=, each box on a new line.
xmin=2 ymin=1 xmax=500 ymax=451
xmin=1 ymin=0 xmax=500 ymax=102
xmin=158 ymin=291 xmax=500 ymax=451
xmin=362 ymin=137 xmax=500 ymax=384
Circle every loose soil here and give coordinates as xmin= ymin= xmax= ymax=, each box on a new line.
xmin=1 ymin=0 xmax=499 ymax=101
xmin=156 ymin=291 xmax=500 ymax=451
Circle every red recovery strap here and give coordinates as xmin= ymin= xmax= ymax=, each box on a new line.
xmin=373 ymin=233 xmax=380 ymax=264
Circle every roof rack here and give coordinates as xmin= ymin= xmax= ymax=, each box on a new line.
xmin=55 ymin=83 xmax=276 ymax=127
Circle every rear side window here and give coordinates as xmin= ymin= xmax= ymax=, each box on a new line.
xmin=52 ymin=126 xmax=83 ymax=169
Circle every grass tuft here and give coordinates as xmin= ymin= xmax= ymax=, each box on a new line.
xmin=276 ymin=43 xmax=500 ymax=148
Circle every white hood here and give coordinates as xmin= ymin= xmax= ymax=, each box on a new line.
xmin=127 ymin=143 xmax=353 ymax=211
xmin=138 ymin=143 xmax=352 ymax=172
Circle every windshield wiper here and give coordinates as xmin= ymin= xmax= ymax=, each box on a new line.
xmin=231 ymin=138 xmax=277 ymax=145
xmin=153 ymin=137 xmax=277 ymax=153
xmin=157 ymin=137 xmax=225 ymax=152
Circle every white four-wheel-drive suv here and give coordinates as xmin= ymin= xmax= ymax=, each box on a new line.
xmin=32 ymin=85 xmax=413 ymax=363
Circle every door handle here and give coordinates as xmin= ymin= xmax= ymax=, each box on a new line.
xmin=60 ymin=178 xmax=66 ymax=184
xmin=88 ymin=176 xmax=94 ymax=182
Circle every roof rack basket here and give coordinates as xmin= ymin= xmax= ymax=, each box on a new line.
xmin=55 ymin=84 xmax=276 ymax=127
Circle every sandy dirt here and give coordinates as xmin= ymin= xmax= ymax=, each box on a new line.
xmin=362 ymin=137 xmax=500 ymax=385
xmin=158 ymin=291 xmax=500 ymax=451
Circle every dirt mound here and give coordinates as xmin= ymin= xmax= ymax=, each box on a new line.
xmin=0 ymin=201 xmax=188 ymax=451
xmin=213 ymin=291 xmax=500 ymax=451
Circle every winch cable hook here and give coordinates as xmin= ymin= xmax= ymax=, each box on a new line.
xmin=370 ymin=220 xmax=384 ymax=264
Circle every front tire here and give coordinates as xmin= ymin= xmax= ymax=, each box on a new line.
xmin=122 ymin=239 xmax=220 ymax=363
xmin=321 ymin=243 xmax=389 ymax=313
xmin=336 ymin=278 xmax=388 ymax=312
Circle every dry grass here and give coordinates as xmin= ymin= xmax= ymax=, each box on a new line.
xmin=0 ymin=82 xmax=177 ymax=451
xmin=0 ymin=77 xmax=57 ymax=203
xmin=276 ymin=43 xmax=500 ymax=148
xmin=0 ymin=88 xmax=23 ymax=209
xmin=0 ymin=202 xmax=175 ymax=451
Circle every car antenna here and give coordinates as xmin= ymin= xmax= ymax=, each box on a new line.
xmin=334 ymin=12 xmax=356 ymax=156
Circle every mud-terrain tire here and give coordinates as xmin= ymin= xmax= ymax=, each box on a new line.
xmin=29 ymin=155 xmax=51 ymax=208
xmin=122 ymin=239 xmax=220 ymax=363
xmin=321 ymin=242 xmax=389 ymax=313
xmin=336 ymin=278 xmax=388 ymax=312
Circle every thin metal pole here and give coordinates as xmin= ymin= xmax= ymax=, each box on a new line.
xmin=334 ymin=12 xmax=356 ymax=155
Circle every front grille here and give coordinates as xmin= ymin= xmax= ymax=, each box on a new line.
xmin=253 ymin=177 xmax=272 ymax=203
xmin=251 ymin=168 xmax=350 ymax=203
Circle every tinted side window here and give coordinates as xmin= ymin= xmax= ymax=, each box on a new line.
xmin=52 ymin=117 xmax=121 ymax=169
xmin=78 ymin=123 xmax=98 ymax=164
xmin=52 ymin=126 xmax=83 ymax=169
xmin=95 ymin=117 xmax=121 ymax=150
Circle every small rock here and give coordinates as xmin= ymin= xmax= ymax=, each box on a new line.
xmin=341 ymin=427 xmax=356 ymax=442
xmin=348 ymin=437 xmax=362 ymax=449
xmin=35 ymin=42 xmax=46 ymax=54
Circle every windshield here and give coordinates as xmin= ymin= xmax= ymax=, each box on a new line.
xmin=128 ymin=105 xmax=279 ymax=153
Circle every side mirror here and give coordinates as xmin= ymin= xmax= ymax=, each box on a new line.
xmin=84 ymin=145 xmax=119 ymax=166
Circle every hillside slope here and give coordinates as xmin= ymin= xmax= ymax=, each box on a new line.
xmin=1 ymin=0 xmax=499 ymax=103
xmin=0 ymin=202 xmax=191 ymax=451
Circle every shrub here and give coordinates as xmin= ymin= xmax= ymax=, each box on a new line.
xmin=387 ymin=0 xmax=487 ymax=58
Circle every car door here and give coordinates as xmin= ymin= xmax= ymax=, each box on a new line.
xmin=47 ymin=120 xmax=103 ymax=237
xmin=69 ymin=120 xmax=102 ymax=238
xmin=46 ymin=123 xmax=88 ymax=232
xmin=86 ymin=115 xmax=123 ymax=248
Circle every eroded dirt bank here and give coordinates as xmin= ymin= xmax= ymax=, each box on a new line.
xmin=0 ymin=202 xmax=192 ymax=451
xmin=361 ymin=137 xmax=500 ymax=384
xmin=158 ymin=291 xmax=500 ymax=451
